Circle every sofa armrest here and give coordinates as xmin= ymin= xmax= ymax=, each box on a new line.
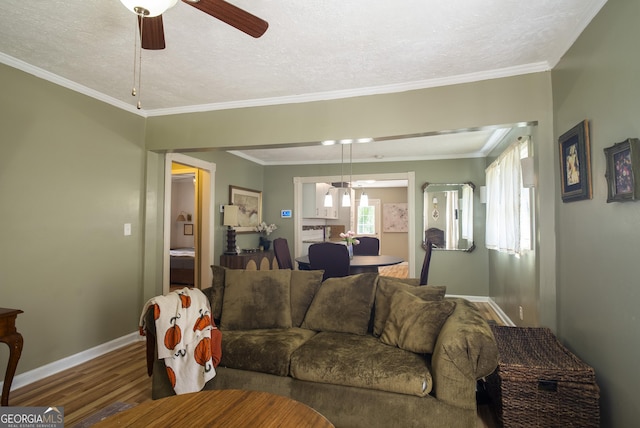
xmin=431 ymin=298 xmax=498 ymax=410
xmin=143 ymin=307 xmax=157 ymax=377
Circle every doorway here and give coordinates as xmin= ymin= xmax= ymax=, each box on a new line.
xmin=163 ymin=154 xmax=216 ymax=294
xmin=293 ymin=171 xmax=416 ymax=274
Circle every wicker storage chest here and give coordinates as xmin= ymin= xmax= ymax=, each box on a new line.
xmin=487 ymin=326 xmax=600 ymax=427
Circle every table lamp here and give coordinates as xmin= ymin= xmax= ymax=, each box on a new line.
xmin=223 ymin=205 xmax=239 ymax=254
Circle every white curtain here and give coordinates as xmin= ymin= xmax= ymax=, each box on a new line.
xmin=445 ymin=190 xmax=459 ymax=250
xmin=485 ymin=139 xmax=524 ymax=254
xmin=461 ymin=185 xmax=474 ymax=242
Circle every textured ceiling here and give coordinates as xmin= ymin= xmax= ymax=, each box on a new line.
xmin=0 ymin=0 xmax=606 ymax=162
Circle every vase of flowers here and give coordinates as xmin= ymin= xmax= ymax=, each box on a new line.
xmin=340 ymin=231 xmax=360 ymax=259
xmin=255 ymin=222 xmax=277 ymax=250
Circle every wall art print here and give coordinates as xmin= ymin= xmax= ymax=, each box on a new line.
xmin=604 ymin=138 xmax=640 ymax=202
xmin=229 ymin=185 xmax=262 ymax=233
xmin=558 ymin=119 xmax=592 ymax=202
xmin=383 ymin=203 xmax=408 ymax=232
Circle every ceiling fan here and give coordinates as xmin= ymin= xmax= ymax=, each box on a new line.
xmin=120 ymin=0 xmax=269 ymax=50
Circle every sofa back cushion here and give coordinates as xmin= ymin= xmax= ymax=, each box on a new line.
xmin=220 ymin=269 xmax=293 ymax=330
xmin=301 ymin=273 xmax=378 ymax=335
xmin=290 ymin=270 xmax=324 ymax=327
xmin=373 ymin=276 xmax=446 ymax=337
xmin=379 ymin=291 xmax=456 ymax=354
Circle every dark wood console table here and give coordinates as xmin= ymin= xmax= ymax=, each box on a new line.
xmin=220 ymin=251 xmax=276 ymax=270
xmin=0 ymin=308 xmax=23 ymax=406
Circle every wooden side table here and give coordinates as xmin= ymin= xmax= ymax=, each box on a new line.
xmin=0 ymin=308 xmax=23 ymax=406
xmin=220 ymin=251 xmax=276 ymax=270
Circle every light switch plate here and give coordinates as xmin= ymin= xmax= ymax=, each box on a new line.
xmin=124 ymin=223 xmax=132 ymax=236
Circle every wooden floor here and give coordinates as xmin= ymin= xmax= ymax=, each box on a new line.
xmin=8 ymin=266 xmax=501 ymax=427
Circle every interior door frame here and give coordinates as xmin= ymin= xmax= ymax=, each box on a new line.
xmin=163 ymin=153 xmax=216 ymax=294
xmin=293 ymin=171 xmax=415 ymax=274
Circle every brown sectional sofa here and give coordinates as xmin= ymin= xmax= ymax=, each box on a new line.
xmin=145 ymin=268 xmax=498 ymax=428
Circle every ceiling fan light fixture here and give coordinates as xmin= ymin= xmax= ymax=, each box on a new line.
xmin=120 ymin=0 xmax=178 ymax=17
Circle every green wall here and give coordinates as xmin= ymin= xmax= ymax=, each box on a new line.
xmin=552 ymin=1 xmax=640 ymax=426
xmin=0 ymin=64 xmax=146 ymax=375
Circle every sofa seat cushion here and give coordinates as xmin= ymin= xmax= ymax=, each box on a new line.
xmin=290 ymin=331 xmax=433 ymax=397
xmin=220 ymin=328 xmax=317 ymax=376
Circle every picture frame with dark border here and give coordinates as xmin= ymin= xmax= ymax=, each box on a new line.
xmin=558 ymin=120 xmax=592 ymax=202
xmin=229 ymin=185 xmax=262 ymax=233
xmin=184 ymin=224 xmax=193 ymax=235
xmin=604 ymin=138 xmax=640 ymax=202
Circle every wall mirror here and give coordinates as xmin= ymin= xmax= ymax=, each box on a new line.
xmin=422 ymin=182 xmax=475 ymax=252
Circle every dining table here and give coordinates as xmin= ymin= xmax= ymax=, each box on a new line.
xmin=295 ymin=254 xmax=404 ymax=274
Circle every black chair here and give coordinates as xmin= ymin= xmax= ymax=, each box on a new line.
xmin=273 ymin=238 xmax=293 ymax=270
xmin=309 ymin=242 xmax=350 ymax=281
xmin=420 ymin=240 xmax=434 ymax=285
xmin=352 ymin=236 xmax=380 ymax=256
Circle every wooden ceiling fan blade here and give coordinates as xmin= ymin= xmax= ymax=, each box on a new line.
xmin=138 ymin=15 xmax=166 ymax=50
xmin=182 ymin=0 xmax=268 ymax=38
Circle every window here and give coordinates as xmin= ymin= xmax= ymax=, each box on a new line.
xmin=357 ymin=205 xmax=375 ymax=235
xmin=485 ymin=137 xmax=532 ymax=255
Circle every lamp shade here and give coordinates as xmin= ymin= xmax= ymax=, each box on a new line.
xmin=120 ymin=0 xmax=178 ymax=17
xmin=342 ymin=190 xmax=351 ymax=207
xmin=323 ymin=191 xmax=333 ymax=208
xmin=359 ymin=191 xmax=369 ymax=207
xmin=223 ymin=205 xmax=239 ymax=226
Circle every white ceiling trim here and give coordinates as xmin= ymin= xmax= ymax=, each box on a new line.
xmin=1 ymin=49 xmax=547 ymax=118
xmin=145 ymin=62 xmax=551 ymax=117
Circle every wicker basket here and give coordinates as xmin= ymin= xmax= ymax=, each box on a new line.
xmin=486 ymin=326 xmax=600 ymax=428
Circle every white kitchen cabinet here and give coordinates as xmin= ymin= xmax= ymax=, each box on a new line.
xmin=303 ymin=183 xmax=338 ymax=219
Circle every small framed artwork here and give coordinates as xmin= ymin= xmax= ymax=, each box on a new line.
xmin=229 ymin=185 xmax=262 ymax=233
xmin=558 ymin=120 xmax=593 ymax=202
xmin=604 ymin=138 xmax=640 ymax=202
xmin=184 ymin=224 xmax=193 ymax=235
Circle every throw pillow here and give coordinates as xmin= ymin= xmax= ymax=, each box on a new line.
xmin=379 ymin=290 xmax=456 ymax=354
xmin=301 ymin=273 xmax=378 ymax=335
xmin=290 ymin=270 xmax=324 ymax=327
xmin=373 ymin=276 xmax=446 ymax=337
xmin=220 ymin=269 xmax=293 ymax=330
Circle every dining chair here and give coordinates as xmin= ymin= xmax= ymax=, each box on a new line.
xmin=419 ymin=240 xmax=434 ymax=285
xmin=352 ymin=237 xmax=380 ymax=256
xmin=273 ymin=238 xmax=293 ymax=270
xmin=309 ymin=242 xmax=350 ymax=281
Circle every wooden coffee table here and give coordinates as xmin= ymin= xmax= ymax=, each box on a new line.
xmin=93 ymin=389 xmax=334 ymax=427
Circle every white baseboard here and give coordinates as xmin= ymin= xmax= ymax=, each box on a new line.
xmin=447 ymin=294 xmax=515 ymax=326
xmin=1 ymin=331 xmax=143 ymax=393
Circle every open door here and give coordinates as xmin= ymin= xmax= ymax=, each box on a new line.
xmin=164 ymin=154 xmax=215 ymax=294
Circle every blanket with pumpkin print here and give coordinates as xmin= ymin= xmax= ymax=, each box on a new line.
xmin=139 ymin=287 xmax=217 ymax=394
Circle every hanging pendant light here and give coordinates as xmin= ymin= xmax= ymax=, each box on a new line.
xmin=359 ymin=189 xmax=369 ymax=207
xmin=341 ymin=143 xmax=351 ymax=207
xmin=323 ymin=189 xmax=333 ymax=207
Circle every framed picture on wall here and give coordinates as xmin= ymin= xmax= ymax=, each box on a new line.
xmin=383 ymin=203 xmax=408 ymax=232
xmin=558 ymin=119 xmax=593 ymax=202
xmin=229 ymin=185 xmax=262 ymax=233
xmin=604 ymin=138 xmax=640 ymax=202
xmin=184 ymin=224 xmax=193 ymax=235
